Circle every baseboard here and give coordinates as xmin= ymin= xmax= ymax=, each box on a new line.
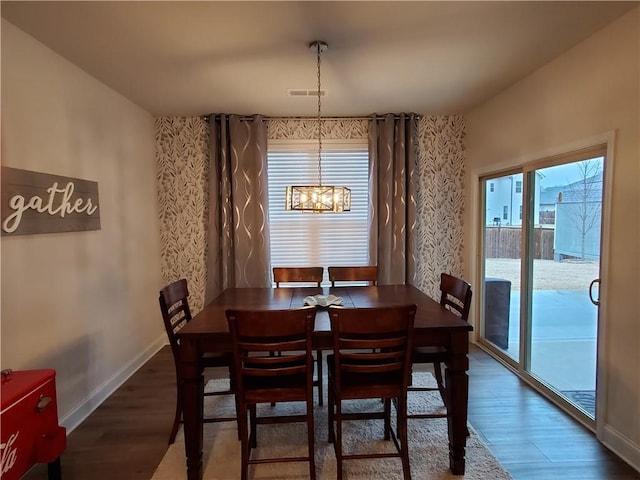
xmin=601 ymin=424 xmax=640 ymax=473
xmin=59 ymin=334 xmax=168 ymax=433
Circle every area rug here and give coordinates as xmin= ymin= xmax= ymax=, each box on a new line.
xmin=152 ymin=373 xmax=512 ymax=479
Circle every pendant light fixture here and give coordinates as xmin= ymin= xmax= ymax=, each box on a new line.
xmin=285 ymin=41 xmax=351 ymax=212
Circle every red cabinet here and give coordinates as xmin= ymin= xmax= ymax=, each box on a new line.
xmin=1 ymin=369 xmax=66 ymax=480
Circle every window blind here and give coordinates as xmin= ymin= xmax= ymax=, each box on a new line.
xmin=268 ymin=140 xmax=369 ymax=285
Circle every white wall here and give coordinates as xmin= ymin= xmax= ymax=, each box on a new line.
xmin=465 ymin=8 xmax=639 ymax=469
xmin=1 ymin=20 xmax=165 ymax=431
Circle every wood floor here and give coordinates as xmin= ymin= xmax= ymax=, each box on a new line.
xmin=466 ymin=347 xmax=639 ymax=480
xmin=23 ymin=345 xmax=640 ymax=480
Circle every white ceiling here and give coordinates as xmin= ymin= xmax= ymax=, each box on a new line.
xmin=2 ymin=1 xmax=636 ymax=117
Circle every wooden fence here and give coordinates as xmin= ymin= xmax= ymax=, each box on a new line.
xmin=484 ymin=226 xmax=554 ymax=259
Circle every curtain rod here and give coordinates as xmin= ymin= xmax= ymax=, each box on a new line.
xmin=203 ymin=114 xmax=421 ymax=121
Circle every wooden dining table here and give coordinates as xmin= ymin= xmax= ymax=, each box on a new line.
xmin=177 ymin=284 xmax=473 ymax=480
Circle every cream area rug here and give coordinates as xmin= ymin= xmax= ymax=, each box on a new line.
xmin=152 ymin=373 xmax=512 ymax=480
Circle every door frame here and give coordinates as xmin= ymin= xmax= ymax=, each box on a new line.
xmin=469 ymin=130 xmax=616 ymax=438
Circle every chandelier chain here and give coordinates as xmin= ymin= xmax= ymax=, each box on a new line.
xmin=283 ymin=41 xmax=350 ymax=213
xmin=316 ymin=42 xmax=323 ymax=186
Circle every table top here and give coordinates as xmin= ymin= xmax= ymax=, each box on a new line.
xmin=179 ymin=285 xmax=472 ymax=339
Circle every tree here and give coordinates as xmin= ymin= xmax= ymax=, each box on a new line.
xmin=562 ymin=159 xmax=602 ymax=259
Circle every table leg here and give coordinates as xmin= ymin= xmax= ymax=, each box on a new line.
xmin=180 ymin=339 xmax=204 ymax=480
xmin=445 ymin=333 xmax=469 ymax=475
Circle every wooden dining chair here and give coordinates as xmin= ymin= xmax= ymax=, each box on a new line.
xmin=273 ymin=266 xmax=323 ymax=287
xmin=226 ymin=307 xmax=317 ymax=480
xmin=272 ymin=266 xmax=325 ymax=405
xmin=328 ymin=265 xmax=378 ymax=286
xmin=159 ymin=279 xmax=236 ymax=445
xmin=409 ymin=273 xmax=472 ymax=421
xmin=327 ymin=304 xmax=416 ymax=480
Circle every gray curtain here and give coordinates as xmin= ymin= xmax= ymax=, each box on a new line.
xmin=368 ymin=113 xmax=418 ymax=285
xmin=205 ymin=114 xmax=271 ymax=302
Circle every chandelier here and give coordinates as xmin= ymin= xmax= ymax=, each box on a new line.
xmin=285 ymin=41 xmax=351 ymax=212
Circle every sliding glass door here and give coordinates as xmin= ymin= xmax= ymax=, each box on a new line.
xmin=479 ymin=149 xmax=605 ymax=423
xmin=482 ymin=172 xmax=523 ymax=363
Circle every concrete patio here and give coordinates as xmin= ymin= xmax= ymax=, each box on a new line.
xmin=484 ymin=259 xmax=599 ymax=415
xmin=503 ymin=289 xmax=597 ymax=392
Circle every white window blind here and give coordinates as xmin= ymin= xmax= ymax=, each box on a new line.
xmin=268 ymin=140 xmax=369 ymax=285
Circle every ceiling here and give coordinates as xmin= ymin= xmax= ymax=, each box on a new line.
xmin=2 ymin=1 xmax=636 ymax=117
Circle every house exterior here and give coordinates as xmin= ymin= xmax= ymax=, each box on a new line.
xmin=539 ymin=185 xmax=563 ymax=225
xmin=485 ymin=173 xmax=541 ymax=226
xmin=554 ymin=171 xmax=604 ymax=260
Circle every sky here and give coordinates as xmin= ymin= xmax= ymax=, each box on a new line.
xmin=537 ymin=157 xmax=604 ymax=189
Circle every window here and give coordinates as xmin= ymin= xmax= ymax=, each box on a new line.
xmin=515 ymin=180 xmax=522 ymax=193
xmin=267 ymin=140 xmax=369 ymax=284
xmin=503 ymin=206 xmax=509 ymax=220
xmin=519 ymin=205 xmax=523 ymax=220
xmin=490 ymin=182 xmax=495 ymax=192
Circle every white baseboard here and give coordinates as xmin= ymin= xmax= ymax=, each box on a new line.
xmin=59 ymin=334 xmax=168 ymax=433
xmin=601 ymin=424 xmax=640 ymax=473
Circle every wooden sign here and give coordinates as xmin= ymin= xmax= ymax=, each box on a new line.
xmin=1 ymin=167 xmax=101 ymax=236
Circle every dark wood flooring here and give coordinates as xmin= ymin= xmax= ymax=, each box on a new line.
xmin=23 ymin=345 xmax=640 ymax=480
xmin=466 ymin=347 xmax=639 ymax=480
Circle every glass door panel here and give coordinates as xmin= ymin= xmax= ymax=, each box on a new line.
xmin=527 ymin=158 xmax=603 ymax=418
xmin=482 ymin=173 xmax=523 ymax=362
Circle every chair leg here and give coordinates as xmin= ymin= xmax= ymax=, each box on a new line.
xmin=397 ymin=396 xmax=411 ymax=480
xmin=307 ymin=395 xmax=317 ymax=480
xmin=433 ymin=361 xmax=447 ymax=406
xmin=269 ymin=352 xmax=277 ymax=407
xmin=249 ymin=404 xmax=257 ymax=449
xmin=335 ymin=401 xmax=343 ymax=480
xmin=228 ymin=367 xmax=241 ymax=441
xmin=168 ymin=383 xmax=182 ymax=445
xmin=327 ymin=383 xmax=335 ymax=443
xmin=316 ymin=349 xmax=323 ymax=406
xmin=237 ymin=403 xmax=249 ymax=480
xmin=383 ymin=398 xmax=391 ymax=441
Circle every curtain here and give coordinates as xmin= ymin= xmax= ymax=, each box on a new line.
xmin=368 ymin=113 xmax=418 ymax=285
xmin=205 ymin=114 xmax=271 ymax=302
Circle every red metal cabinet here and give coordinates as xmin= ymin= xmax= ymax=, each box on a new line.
xmin=1 ymin=369 xmax=66 ymax=480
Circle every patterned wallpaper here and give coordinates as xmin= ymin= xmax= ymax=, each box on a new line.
xmin=415 ymin=116 xmax=466 ymax=299
xmin=269 ymin=118 xmax=369 ymax=140
xmin=155 ymin=116 xmax=465 ymax=311
xmin=155 ymin=117 xmax=209 ymax=313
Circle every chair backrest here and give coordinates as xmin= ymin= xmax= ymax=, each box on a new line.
xmin=273 ymin=267 xmax=323 ymax=287
xmin=328 ymin=304 xmax=416 ymax=392
xmin=328 ymin=266 xmax=378 ymax=286
xmin=159 ymin=279 xmax=191 ymax=360
xmin=226 ymin=307 xmax=317 ymax=392
xmin=439 ymin=273 xmax=472 ymax=321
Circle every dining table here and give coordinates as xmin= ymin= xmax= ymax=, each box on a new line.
xmin=177 ymin=284 xmax=473 ymax=480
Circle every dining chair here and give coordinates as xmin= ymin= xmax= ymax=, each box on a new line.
xmin=158 ymin=279 xmax=236 ymax=445
xmin=327 ymin=304 xmax=416 ymax=480
xmin=272 ymin=266 xmax=325 ymax=405
xmin=328 ymin=265 xmax=378 ymax=286
xmin=408 ymin=273 xmax=472 ymax=421
xmin=273 ymin=266 xmax=323 ymax=287
xmin=329 ymin=265 xmax=380 ymax=355
xmin=226 ymin=307 xmax=317 ymax=480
